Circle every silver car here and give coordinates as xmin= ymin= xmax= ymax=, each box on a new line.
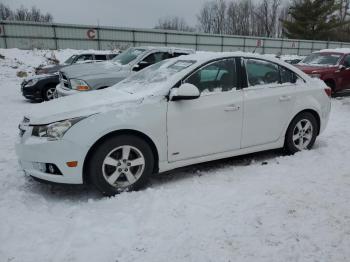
xmin=56 ymin=46 xmax=194 ymax=97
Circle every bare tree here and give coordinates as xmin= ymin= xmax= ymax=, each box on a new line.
xmin=0 ymin=3 xmax=53 ymax=22
xmin=197 ymin=0 xmax=286 ymax=37
xmin=197 ymin=1 xmax=215 ymax=33
xmin=197 ymin=0 xmax=227 ymax=34
xmin=212 ymin=0 xmax=227 ymax=34
xmin=254 ymin=0 xmax=282 ymax=37
xmin=338 ymin=0 xmax=350 ymax=22
xmin=226 ymin=0 xmax=252 ymax=35
xmin=155 ymin=16 xmax=194 ymax=32
xmin=0 ymin=3 xmax=13 ymax=20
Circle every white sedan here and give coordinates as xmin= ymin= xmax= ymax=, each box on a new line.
xmin=16 ymin=52 xmax=331 ymax=196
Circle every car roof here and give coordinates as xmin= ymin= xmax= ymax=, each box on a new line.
xmin=76 ymin=53 xmax=116 ymax=55
xmin=136 ymin=46 xmax=195 ymax=53
xmin=176 ymin=51 xmax=284 ymax=64
xmin=316 ymin=48 xmax=350 ymax=55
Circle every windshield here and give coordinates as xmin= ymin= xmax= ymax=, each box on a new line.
xmin=112 ymin=48 xmax=146 ymax=65
xmin=117 ymin=59 xmax=196 ymax=92
xmin=64 ymin=55 xmax=77 ymax=64
xmin=301 ymin=53 xmax=342 ymax=66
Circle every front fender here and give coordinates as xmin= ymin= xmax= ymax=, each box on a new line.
xmin=63 ymin=99 xmax=168 ymax=164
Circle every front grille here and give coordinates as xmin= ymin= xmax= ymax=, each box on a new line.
xmin=59 ymin=72 xmax=71 ymax=89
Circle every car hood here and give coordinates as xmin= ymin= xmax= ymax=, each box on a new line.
xmin=25 ymin=83 xmax=167 ymax=125
xmin=39 ymin=64 xmax=65 ymax=73
xmin=23 ymin=73 xmax=57 ymax=84
xmin=61 ymin=61 xmax=127 ymax=79
xmin=295 ymin=64 xmax=337 ymax=74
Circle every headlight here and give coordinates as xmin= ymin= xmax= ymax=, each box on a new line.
xmin=70 ymin=78 xmax=90 ymax=91
xmin=310 ymin=73 xmax=321 ymax=78
xmin=24 ymin=79 xmax=39 ymax=87
xmin=32 ymin=117 xmax=86 ymax=140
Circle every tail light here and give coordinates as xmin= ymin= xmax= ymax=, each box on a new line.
xmin=324 ymin=87 xmax=332 ymax=97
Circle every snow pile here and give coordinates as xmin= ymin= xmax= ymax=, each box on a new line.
xmin=0 ymin=49 xmax=350 ymax=262
xmin=0 ymin=48 xmax=118 ymax=77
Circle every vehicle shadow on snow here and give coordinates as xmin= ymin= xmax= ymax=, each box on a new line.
xmin=24 ymin=175 xmax=101 ymax=201
xmin=333 ymin=89 xmax=350 ymax=98
xmin=150 ymin=149 xmax=284 ymax=187
xmin=24 ymin=149 xmax=284 ymax=200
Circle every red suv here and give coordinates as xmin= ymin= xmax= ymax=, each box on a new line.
xmin=296 ymin=49 xmax=350 ymax=94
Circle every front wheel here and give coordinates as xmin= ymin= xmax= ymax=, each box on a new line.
xmin=284 ymin=112 xmax=318 ymax=154
xmin=43 ymin=86 xmax=57 ymax=101
xmin=88 ymin=135 xmax=154 ymax=196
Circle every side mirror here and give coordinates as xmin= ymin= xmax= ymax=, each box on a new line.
xmin=339 ymin=65 xmax=346 ymax=71
xmin=132 ymin=64 xmax=140 ymax=71
xmin=133 ymin=61 xmax=150 ymax=72
xmin=170 ymin=83 xmax=200 ymax=101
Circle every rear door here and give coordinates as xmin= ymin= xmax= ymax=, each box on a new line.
xmin=241 ymin=58 xmax=297 ymax=148
xmin=337 ymin=54 xmax=350 ymax=90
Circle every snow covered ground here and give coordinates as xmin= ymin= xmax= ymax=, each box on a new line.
xmin=0 ymin=49 xmax=350 ymax=262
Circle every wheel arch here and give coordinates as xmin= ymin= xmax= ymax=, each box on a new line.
xmin=82 ymin=129 xmax=159 ymax=184
xmin=286 ymin=109 xmax=321 ymax=139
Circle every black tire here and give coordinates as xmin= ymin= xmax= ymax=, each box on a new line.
xmin=284 ymin=112 xmax=318 ymax=154
xmin=42 ymin=85 xmax=57 ymax=101
xmin=88 ymin=135 xmax=154 ymax=196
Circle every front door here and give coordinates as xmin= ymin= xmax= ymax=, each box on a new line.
xmin=336 ymin=54 xmax=350 ymax=91
xmin=167 ymin=58 xmax=243 ymax=162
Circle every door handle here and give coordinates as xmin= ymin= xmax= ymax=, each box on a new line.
xmin=224 ymin=105 xmax=240 ymax=111
xmin=279 ymin=95 xmax=292 ymax=102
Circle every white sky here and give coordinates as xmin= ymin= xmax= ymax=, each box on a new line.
xmin=3 ymin=0 xmax=208 ymax=28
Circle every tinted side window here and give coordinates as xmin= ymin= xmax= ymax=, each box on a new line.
xmin=185 ymin=59 xmax=237 ymax=93
xmin=108 ymin=54 xmax=118 ymax=59
xmin=75 ymin=54 xmax=93 ymax=62
xmin=246 ymin=59 xmax=279 ymax=86
xmin=280 ymin=67 xmax=296 ymax=84
xmin=95 ymin=55 xmax=107 ymax=60
xmin=343 ymin=55 xmax=350 ymax=67
xmin=143 ymin=52 xmax=168 ymax=64
xmin=171 ymin=52 xmax=188 ymax=58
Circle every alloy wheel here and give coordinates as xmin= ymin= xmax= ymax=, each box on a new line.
xmin=102 ymin=145 xmax=145 ymax=188
xmin=46 ymin=87 xmax=56 ymax=100
xmin=292 ymin=119 xmax=314 ymax=150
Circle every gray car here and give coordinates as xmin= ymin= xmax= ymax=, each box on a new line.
xmin=56 ymin=46 xmax=194 ymax=97
xmin=35 ymin=53 xmax=119 ymax=75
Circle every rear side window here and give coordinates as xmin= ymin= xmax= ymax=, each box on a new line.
xmin=245 ymin=59 xmax=280 ymax=86
xmin=95 ymin=55 xmax=107 ymax=60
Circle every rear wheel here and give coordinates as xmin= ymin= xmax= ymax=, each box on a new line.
xmin=284 ymin=112 xmax=318 ymax=154
xmin=88 ymin=135 xmax=154 ymax=196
